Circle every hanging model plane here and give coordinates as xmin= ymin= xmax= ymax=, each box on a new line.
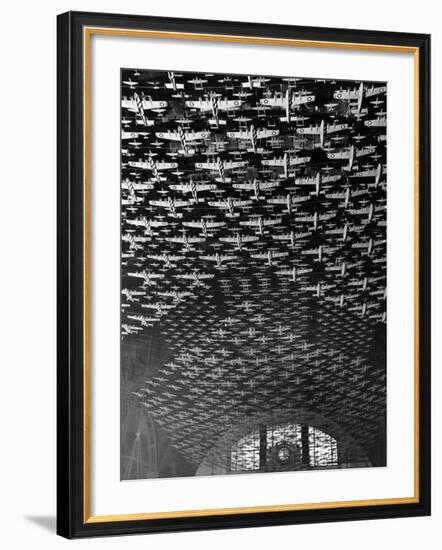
xmin=182 ymin=218 xmax=226 ymax=237
xmin=226 ymin=125 xmax=279 ymax=152
xmin=262 ymin=153 xmax=311 ymax=178
xmin=207 ymin=197 xmax=253 ymax=217
xmin=259 ymin=89 xmax=315 ymax=122
xmin=185 ymin=92 xmax=243 ymax=126
xmin=232 ymin=178 xmax=280 ymax=199
xmin=148 ymin=196 xmax=191 ymax=217
xmin=296 ymin=120 xmax=349 ymax=148
xmin=239 ymin=215 xmax=283 ymax=235
xmin=169 ymin=179 xmax=218 ymax=201
xmin=219 ymin=233 xmax=259 ymax=250
xmin=195 ymin=156 xmax=248 ymax=182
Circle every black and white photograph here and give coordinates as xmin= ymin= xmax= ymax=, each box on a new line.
xmin=119 ymin=69 xmax=387 ymax=480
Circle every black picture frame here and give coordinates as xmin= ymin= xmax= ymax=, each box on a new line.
xmin=57 ymin=10 xmax=431 ymax=539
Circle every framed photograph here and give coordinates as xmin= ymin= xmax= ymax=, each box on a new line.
xmin=57 ymin=11 xmax=431 ymax=538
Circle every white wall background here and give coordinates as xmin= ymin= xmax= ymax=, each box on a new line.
xmin=0 ymin=0 xmax=439 ymax=547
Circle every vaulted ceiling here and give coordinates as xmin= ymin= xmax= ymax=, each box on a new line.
xmin=120 ymin=68 xmax=387 ymax=471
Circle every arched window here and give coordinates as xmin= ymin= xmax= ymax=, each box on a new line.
xmin=230 ymin=422 xmax=338 ymax=472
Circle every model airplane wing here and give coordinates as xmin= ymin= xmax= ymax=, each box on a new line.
xmin=195 ymin=161 xmax=218 ymax=170
xmin=365 ymin=85 xmax=387 ymax=97
xmin=185 ymin=99 xmax=212 ymax=111
xmin=155 ymin=130 xmax=180 ymax=140
xmin=156 ymin=161 xmax=179 ymax=169
xmin=296 ymin=125 xmax=321 ymax=135
xmin=141 ymin=99 xmax=168 ymax=110
xmin=149 ymin=199 xmax=169 ymax=207
xmin=333 ymin=88 xmax=360 ymax=100
xmin=223 ymin=160 xmax=247 ymax=169
xmin=326 ymin=123 xmax=349 ymax=133
xmin=217 ymin=99 xmax=243 ymax=110
xmin=259 ymin=97 xmax=285 ymax=108
xmin=233 ymin=199 xmax=253 ymax=207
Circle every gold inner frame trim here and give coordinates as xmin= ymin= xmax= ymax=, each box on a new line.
xmin=82 ymin=26 xmax=420 ymax=524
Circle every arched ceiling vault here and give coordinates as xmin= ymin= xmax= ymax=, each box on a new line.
xmin=120 ymin=69 xmax=387 ymax=470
